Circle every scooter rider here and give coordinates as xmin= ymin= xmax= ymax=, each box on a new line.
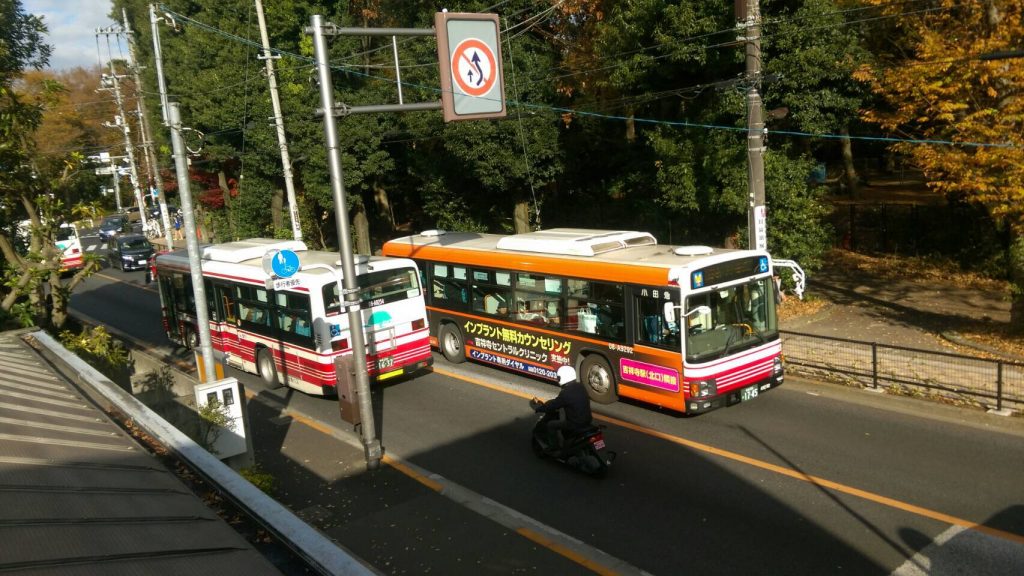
xmin=530 ymin=366 xmax=593 ymax=450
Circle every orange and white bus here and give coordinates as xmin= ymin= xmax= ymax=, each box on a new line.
xmin=382 ymin=228 xmax=783 ymax=414
xmin=154 ymin=238 xmax=432 ymax=395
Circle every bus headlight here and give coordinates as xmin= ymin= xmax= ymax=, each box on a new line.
xmin=773 ymin=357 xmax=783 ymax=375
xmin=689 ymin=379 xmax=717 ymax=398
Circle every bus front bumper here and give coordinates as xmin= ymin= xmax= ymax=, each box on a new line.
xmin=684 ymin=372 xmax=783 ymax=415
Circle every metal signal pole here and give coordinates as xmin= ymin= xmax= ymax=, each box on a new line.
xmin=742 ymin=0 xmax=767 ymax=251
xmin=254 ymin=0 xmax=302 ymax=241
xmin=310 ymin=14 xmax=382 ymax=470
xmin=149 ymin=4 xmax=171 ymax=125
xmin=169 ymin=102 xmax=216 ymax=385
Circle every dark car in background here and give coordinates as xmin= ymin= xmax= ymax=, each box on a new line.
xmin=98 ymin=215 xmax=128 ymax=241
xmin=147 ymin=203 xmax=179 ymax=220
xmin=108 ymin=234 xmax=155 ymax=271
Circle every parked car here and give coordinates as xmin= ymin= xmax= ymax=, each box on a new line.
xmin=98 ymin=215 xmax=128 ymax=241
xmin=122 ymin=206 xmax=141 ymax=222
xmin=147 ymin=203 xmax=179 ymax=220
xmin=108 ymin=234 xmax=155 ymax=271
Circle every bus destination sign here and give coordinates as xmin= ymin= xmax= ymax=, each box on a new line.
xmin=691 ymin=255 xmax=769 ymax=290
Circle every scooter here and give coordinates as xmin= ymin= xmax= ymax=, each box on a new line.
xmin=529 ymin=398 xmax=616 ymax=477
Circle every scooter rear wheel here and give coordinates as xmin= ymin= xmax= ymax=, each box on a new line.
xmin=531 ymin=436 xmax=546 ymax=458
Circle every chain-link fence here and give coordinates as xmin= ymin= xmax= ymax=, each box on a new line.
xmin=781 ymin=330 xmax=1024 ymax=413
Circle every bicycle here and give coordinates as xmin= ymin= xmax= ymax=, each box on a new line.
xmin=145 ymin=221 xmax=163 ymax=240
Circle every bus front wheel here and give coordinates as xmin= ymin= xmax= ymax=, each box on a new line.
xmin=581 ymin=355 xmax=617 ymax=404
xmin=257 ymin=348 xmax=281 ymax=388
xmin=439 ymin=324 xmax=466 ymax=364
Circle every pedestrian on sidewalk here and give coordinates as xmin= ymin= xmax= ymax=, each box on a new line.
xmin=173 ymin=210 xmax=183 ymax=240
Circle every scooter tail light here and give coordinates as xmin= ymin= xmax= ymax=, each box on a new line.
xmin=588 ymin=433 xmax=604 ymax=445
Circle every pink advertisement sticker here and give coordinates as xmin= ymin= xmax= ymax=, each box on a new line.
xmin=619 ymin=358 xmax=680 ymax=392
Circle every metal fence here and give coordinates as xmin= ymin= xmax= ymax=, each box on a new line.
xmin=781 ymin=330 xmax=1024 ymax=413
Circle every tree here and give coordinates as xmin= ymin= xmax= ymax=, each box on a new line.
xmin=0 ymin=3 xmax=108 ymax=329
xmin=855 ymin=0 xmax=1024 ymax=329
xmin=544 ymin=0 xmax=834 ymax=261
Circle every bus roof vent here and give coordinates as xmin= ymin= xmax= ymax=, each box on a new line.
xmin=496 ymin=228 xmax=657 ymax=257
xmin=203 ymin=238 xmax=307 ymax=263
xmin=673 ymin=245 xmax=714 ymax=257
xmin=420 ymin=229 xmax=447 ymax=237
xmin=334 ymin=255 xmax=371 ymax=266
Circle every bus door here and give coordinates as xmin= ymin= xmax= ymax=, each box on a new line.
xmin=215 ymin=284 xmax=242 ymax=363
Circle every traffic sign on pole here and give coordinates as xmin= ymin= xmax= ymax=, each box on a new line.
xmin=436 ymin=12 xmax=506 ymax=122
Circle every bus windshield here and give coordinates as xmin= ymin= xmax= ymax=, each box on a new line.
xmin=56 ymin=226 xmax=77 ymax=241
xmin=323 ymin=266 xmax=421 ymax=314
xmin=684 ymin=277 xmax=777 ymax=363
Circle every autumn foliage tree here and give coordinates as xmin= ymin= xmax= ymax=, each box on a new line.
xmin=854 ymin=0 xmax=1024 ymax=329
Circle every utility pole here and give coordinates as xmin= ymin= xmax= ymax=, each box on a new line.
xmin=96 ymin=27 xmax=149 ymax=234
xmin=123 ymin=8 xmax=173 ymax=250
xmin=254 ymin=0 xmax=302 ymax=241
xmin=741 ymin=0 xmax=767 ymax=251
xmin=111 ymin=169 xmax=122 ymax=211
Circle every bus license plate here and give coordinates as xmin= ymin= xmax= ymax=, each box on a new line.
xmin=740 ymin=385 xmax=759 ymax=402
xmin=377 ymin=356 xmax=394 ymax=370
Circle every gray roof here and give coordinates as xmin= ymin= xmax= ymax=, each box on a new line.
xmin=0 ymin=330 xmax=282 ymax=575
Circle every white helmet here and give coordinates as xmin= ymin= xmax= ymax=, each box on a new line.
xmin=556 ymin=365 xmax=577 ymax=386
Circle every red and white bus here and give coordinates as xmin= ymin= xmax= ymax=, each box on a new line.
xmin=56 ymin=223 xmax=83 ymax=272
xmin=382 ymin=228 xmax=783 ymax=414
xmin=154 ymin=238 xmax=432 ymax=395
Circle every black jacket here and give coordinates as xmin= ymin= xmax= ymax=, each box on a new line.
xmin=535 ymin=381 xmax=592 ymax=428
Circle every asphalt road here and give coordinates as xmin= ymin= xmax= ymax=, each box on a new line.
xmin=70 ymin=233 xmax=1024 ymax=575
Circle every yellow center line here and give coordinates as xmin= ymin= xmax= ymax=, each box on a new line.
xmin=516 ymin=527 xmax=621 ymax=576
xmin=433 ymin=366 xmax=1024 ymax=546
xmin=94 ymin=270 xmax=159 ymax=292
xmin=245 ymin=385 xmax=628 ymax=575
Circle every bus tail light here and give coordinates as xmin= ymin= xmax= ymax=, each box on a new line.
xmin=689 ymin=379 xmax=717 ymax=398
xmin=411 ymin=318 xmax=425 ymax=331
xmin=332 ymin=338 xmax=349 ymax=352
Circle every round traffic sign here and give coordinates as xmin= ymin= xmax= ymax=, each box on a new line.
xmin=262 ymin=248 xmax=300 ymax=279
xmin=451 ymin=38 xmax=498 ymax=97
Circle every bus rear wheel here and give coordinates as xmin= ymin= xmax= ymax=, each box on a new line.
xmin=581 ymin=355 xmax=617 ymax=404
xmin=184 ymin=327 xmax=199 ymax=350
xmin=257 ymin=348 xmax=281 ymax=388
xmin=439 ymin=323 xmax=466 ymax=364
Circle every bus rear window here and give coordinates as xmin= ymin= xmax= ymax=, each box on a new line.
xmin=323 ymin=267 xmax=421 ymax=314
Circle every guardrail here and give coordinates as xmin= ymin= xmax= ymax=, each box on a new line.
xmin=781 ymin=330 xmax=1024 ymax=413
